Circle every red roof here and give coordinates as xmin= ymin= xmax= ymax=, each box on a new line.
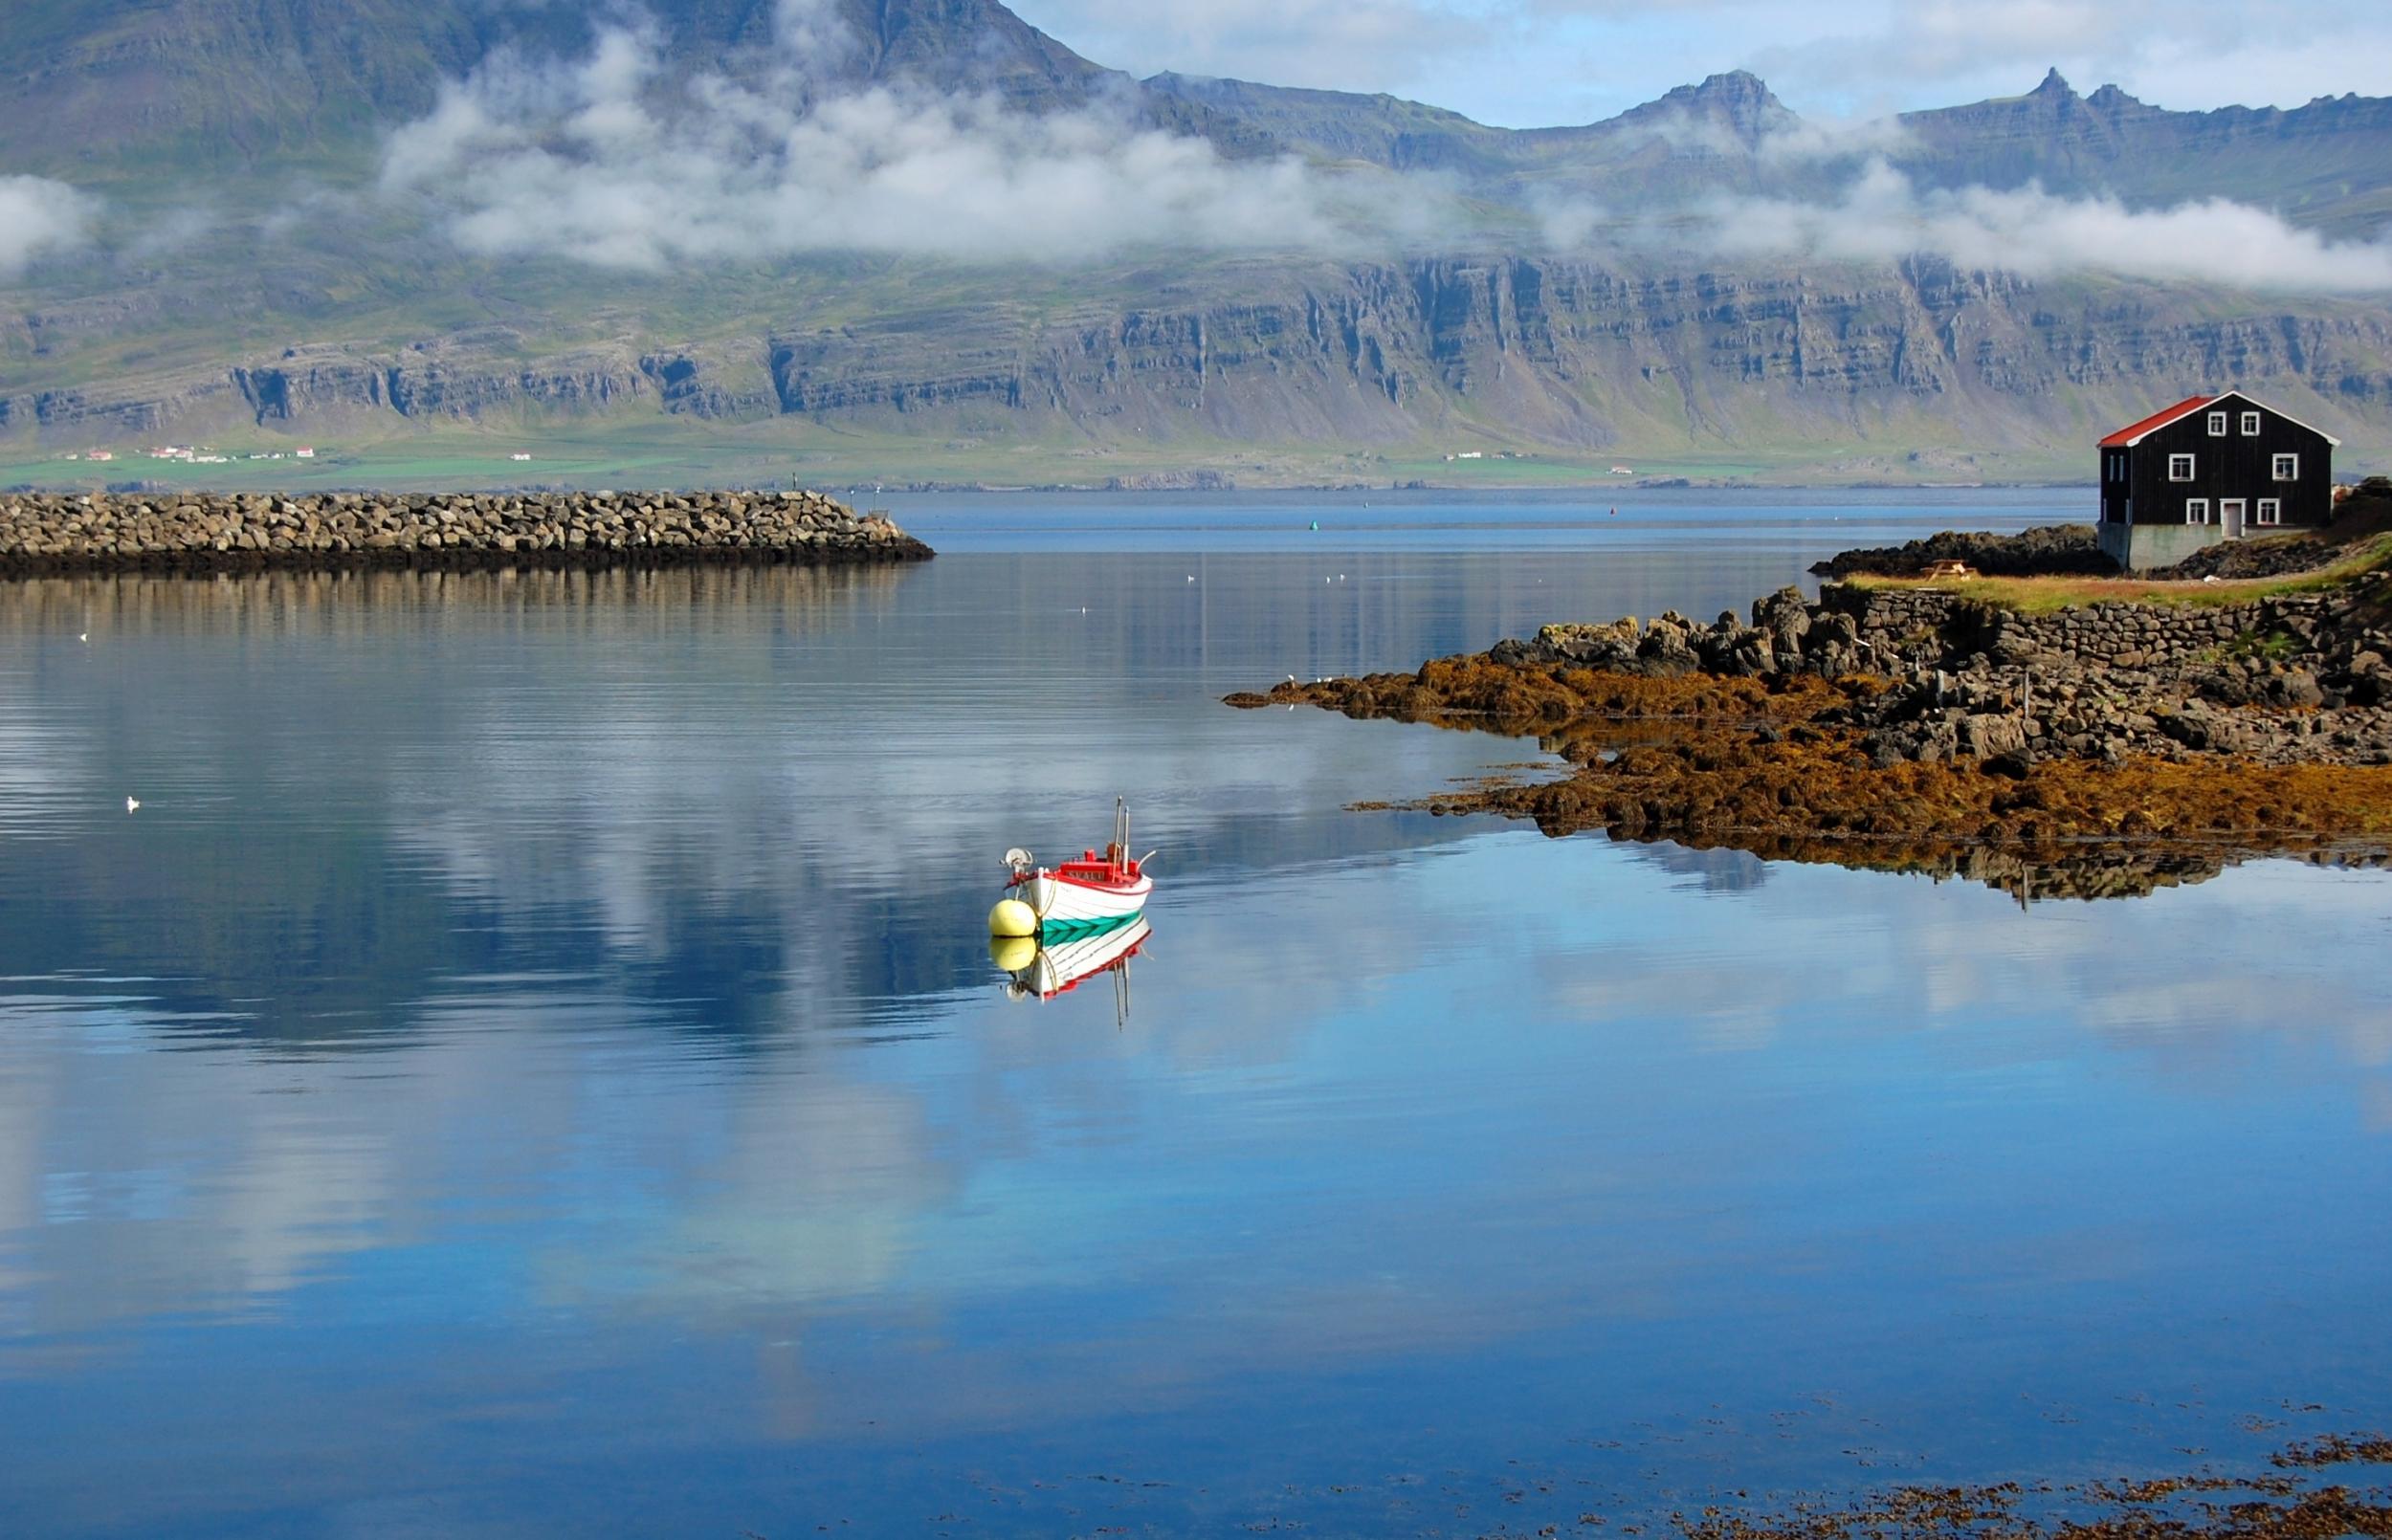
xmin=2099 ymin=394 xmax=2218 ymax=448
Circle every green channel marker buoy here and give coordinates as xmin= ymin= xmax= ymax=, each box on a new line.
xmin=1310 ymin=520 xmax=1318 ymax=531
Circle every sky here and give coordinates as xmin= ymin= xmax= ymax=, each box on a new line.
xmin=1004 ymin=0 xmax=2392 ymax=128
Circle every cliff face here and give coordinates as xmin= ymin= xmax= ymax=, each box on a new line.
xmin=15 ymin=259 xmax=2386 ymax=465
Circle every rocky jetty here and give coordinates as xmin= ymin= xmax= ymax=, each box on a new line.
xmin=0 ymin=490 xmax=932 ymax=576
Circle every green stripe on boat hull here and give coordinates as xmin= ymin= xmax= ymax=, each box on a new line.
xmin=1038 ymin=911 xmax=1144 ymax=943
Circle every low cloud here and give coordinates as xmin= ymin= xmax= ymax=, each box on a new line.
xmin=1755 ymin=114 xmax=1915 ymax=165
xmin=375 ymin=11 xmax=2392 ymax=295
xmin=379 ymin=11 xmax=1444 ymax=268
xmin=1533 ymin=191 xmax=1610 ymax=252
xmin=0 ymin=176 xmax=100 ymax=277
xmin=1672 ymin=159 xmax=2392 ymax=293
xmin=1620 ymin=107 xmax=1915 ymax=164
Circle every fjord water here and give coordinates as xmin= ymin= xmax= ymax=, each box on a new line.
xmin=2 ymin=491 xmax=2387 ymax=1537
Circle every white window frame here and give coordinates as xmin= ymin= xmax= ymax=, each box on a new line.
xmin=2257 ymin=498 xmax=2282 ymax=526
xmin=2208 ymin=412 xmax=2227 ymax=435
xmin=2184 ymin=498 xmax=2210 ymax=524
xmin=2272 ymin=453 xmax=2298 ymax=481
xmin=2169 ymin=453 xmax=2196 ymax=481
xmin=2242 ymin=411 xmax=2261 ymax=435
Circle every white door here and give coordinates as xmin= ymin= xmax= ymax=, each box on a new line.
xmin=2220 ymin=498 xmax=2246 ymax=538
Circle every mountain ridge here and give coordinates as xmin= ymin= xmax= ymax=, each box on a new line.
xmin=2 ymin=0 xmax=2389 ymax=484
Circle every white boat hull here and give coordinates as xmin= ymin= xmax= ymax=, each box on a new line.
xmin=1023 ymin=870 xmax=1152 ymax=925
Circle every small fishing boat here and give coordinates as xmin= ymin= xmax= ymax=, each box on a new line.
xmin=990 ymin=799 xmax=1153 ymax=941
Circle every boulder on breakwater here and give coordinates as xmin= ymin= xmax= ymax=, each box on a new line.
xmin=0 ymin=490 xmax=933 ymax=576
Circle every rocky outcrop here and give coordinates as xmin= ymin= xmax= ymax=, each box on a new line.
xmin=1808 ymin=523 xmax=2110 ymax=578
xmin=1488 ymin=581 xmax=2392 ymax=768
xmin=0 ymin=491 xmax=932 ymax=576
xmin=1232 ymin=553 xmax=2392 ymax=899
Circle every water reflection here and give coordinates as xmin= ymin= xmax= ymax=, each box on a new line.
xmin=0 ymin=561 xmax=1515 ymax=1053
xmin=993 ymin=913 xmax=1150 ymax=1018
xmin=2 ymin=517 xmax=2388 ymax=1535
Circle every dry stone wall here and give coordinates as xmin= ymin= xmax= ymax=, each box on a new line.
xmin=0 ymin=491 xmax=932 ymax=576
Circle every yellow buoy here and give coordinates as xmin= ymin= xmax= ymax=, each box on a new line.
xmin=988 ymin=898 xmax=1038 ymax=938
xmin=987 ymin=934 xmax=1038 ymax=973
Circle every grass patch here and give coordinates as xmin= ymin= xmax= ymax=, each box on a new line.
xmin=1842 ymin=534 xmax=2392 ymax=614
xmin=2199 ymin=627 xmax=2302 ymax=665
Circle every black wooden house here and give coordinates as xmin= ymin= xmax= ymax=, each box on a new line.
xmin=2097 ymin=390 xmax=2338 ymax=570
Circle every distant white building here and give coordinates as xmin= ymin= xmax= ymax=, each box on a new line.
xmin=511 ymin=452 xmax=531 ymax=462
xmin=295 ymin=448 xmax=316 ymax=459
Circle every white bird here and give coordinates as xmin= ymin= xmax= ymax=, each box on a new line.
xmin=125 ymin=797 xmax=140 ymax=812
xmin=78 ymin=632 xmax=89 ymax=642
xmin=1186 ymin=575 xmax=1194 ymax=583
xmin=1286 ymin=674 xmax=1297 ymax=684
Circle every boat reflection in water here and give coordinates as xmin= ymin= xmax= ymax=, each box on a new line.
xmin=989 ymin=913 xmax=1151 ymax=1023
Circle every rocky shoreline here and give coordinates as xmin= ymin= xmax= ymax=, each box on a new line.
xmin=0 ymin=490 xmax=933 ymax=576
xmin=1806 ymin=521 xmax=2111 ymax=579
xmin=1230 ymin=506 xmax=2392 ymax=897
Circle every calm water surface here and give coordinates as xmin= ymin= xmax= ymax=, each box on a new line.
xmin=2 ymin=492 xmax=2387 ymax=1537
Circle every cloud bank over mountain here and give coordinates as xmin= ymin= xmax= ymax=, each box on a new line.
xmin=1661 ymin=161 xmax=2392 ymax=294
xmin=377 ymin=11 xmax=1448 ymax=267
xmin=0 ymin=176 xmax=99 ymax=277
xmin=377 ymin=18 xmax=2392 ymax=297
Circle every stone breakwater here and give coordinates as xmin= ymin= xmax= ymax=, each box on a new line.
xmin=0 ymin=491 xmax=933 ymax=576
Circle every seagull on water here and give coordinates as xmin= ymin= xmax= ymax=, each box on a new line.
xmin=78 ymin=632 xmax=89 ymax=642
xmin=125 ymin=796 xmax=140 ymax=813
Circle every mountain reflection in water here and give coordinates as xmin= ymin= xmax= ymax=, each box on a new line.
xmin=1 ymin=501 xmax=2387 ymax=1538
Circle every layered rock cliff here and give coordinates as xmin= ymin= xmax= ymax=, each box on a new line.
xmin=12 ymin=258 xmax=2388 ymax=468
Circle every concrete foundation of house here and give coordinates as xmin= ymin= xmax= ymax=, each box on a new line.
xmin=2098 ymin=521 xmax=2223 ymax=572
